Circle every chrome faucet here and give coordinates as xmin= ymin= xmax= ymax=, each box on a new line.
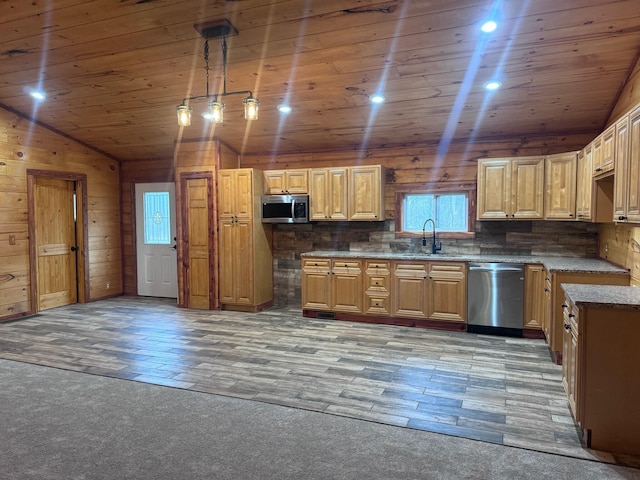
xmin=422 ymin=218 xmax=442 ymax=254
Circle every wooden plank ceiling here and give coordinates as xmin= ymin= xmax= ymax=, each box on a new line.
xmin=0 ymin=0 xmax=639 ymax=162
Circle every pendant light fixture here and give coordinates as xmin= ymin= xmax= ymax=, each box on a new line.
xmin=176 ymin=20 xmax=259 ymax=126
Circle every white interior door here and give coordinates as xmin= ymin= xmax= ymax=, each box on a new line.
xmin=135 ymin=182 xmax=177 ymax=298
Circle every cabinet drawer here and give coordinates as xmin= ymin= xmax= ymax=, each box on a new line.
xmin=332 ymin=261 xmax=362 ymax=274
xmin=429 ymin=262 xmax=466 ymax=277
xmin=393 ymin=262 xmax=428 ymax=278
xmin=367 ymin=274 xmax=390 ymax=291
xmin=302 ymin=259 xmax=331 ymax=270
xmin=364 ymin=294 xmax=391 ymax=316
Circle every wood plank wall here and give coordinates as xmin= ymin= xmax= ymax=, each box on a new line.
xmin=0 ymin=106 xmax=121 ymax=320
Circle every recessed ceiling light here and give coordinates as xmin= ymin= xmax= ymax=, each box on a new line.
xmin=30 ymin=90 xmax=46 ymax=101
xmin=370 ymin=94 xmax=385 ymax=104
xmin=278 ymin=104 xmax=292 ymax=114
xmin=483 ymin=80 xmax=502 ymax=91
xmin=481 ymin=20 xmax=498 ymax=33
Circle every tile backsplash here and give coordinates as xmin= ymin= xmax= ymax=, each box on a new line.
xmin=272 ymin=220 xmax=599 ymax=307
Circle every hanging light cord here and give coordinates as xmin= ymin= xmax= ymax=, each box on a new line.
xmin=179 ymin=36 xmax=254 ymax=105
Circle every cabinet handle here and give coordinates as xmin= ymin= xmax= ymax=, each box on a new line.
xmin=544 ymin=288 xmax=550 ymax=292
xmin=568 ymin=313 xmax=575 ymax=318
xmin=577 ymin=214 xmax=584 ymax=218
xmin=618 ymin=216 xmax=627 ymax=221
xmin=564 ymin=323 xmax=571 ymax=330
xmin=375 ymin=281 xmax=379 ymax=285
xmin=505 ymin=214 xmax=509 ymax=218
xmin=561 ymin=303 xmax=568 ymax=308
xmin=568 ymin=213 xmax=573 ymax=217
xmin=595 ymin=167 xmax=603 ymax=172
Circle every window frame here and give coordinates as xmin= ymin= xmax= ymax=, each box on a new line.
xmin=394 ymin=183 xmax=477 ymax=239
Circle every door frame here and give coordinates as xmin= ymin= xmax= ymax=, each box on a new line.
xmin=179 ymin=171 xmax=218 ymax=310
xmin=27 ymin=169 xmax=89 ymax=313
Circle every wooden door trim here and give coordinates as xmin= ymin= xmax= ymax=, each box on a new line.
xmin=179 ymin=171 xmax=218 ymax=310
xmin=27 ymin=169 xmax=89 ymax=312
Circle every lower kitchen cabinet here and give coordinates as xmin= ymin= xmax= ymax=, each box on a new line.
xmin=363 ymin=260 xmax=391 ymax=315
xmin=523 ymin=264 xmax=545 ymax=332
xmin=544 ymin=271 xmax=629 ymax=363
xmin=301 ymin=258 xmax=362 ymax=313
xmin=302 ymin=256 xmax=466 ymax=326
xmin=561 ymin=286 xmax=640 ymax=455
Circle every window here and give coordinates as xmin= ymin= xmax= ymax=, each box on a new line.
xmin=395 ymin=185 xmax=475 ymax=237
xmin=143 ymin=191 xmax=171 ymax=245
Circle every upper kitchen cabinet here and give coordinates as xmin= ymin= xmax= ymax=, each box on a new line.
xmin=592 ymin=124 xmax=615 ymax=177
xmin=544 ymin=152 xmax=577 ymax=220
xmin=348 ymin=165 xmax=385 ymax=221
xmin=264 ymin=169 xmax=309 ymax=194
xmin=309 ymin=167 xmax=349 ymax=221
xmin=477 ymin=157 xmax=545 ymax=220
xmin=309 ymin=165 xmax=385 ymax=221
xmin=613 ymin=106 xmax=640 ymax=223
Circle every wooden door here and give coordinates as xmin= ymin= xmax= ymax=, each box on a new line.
xmin=511 ymin=157 xmax=545 ymax=219
xmin=392 ymin=262 xmax=428 ymax=318
xmin=349 ymin=166 xmax=383 ymax=221
xmin=135 ymin=182 xmax=177 ymax=298
xmin=626 ymin=106 xmax=640 ymax=222
xmin=185 ymin=178 xmax=211 ymax=309
xmin=477 ymin=159 xmax=511 ymax=219
xmin=544 ymin=152 xmax=577 ymax=220
xmin=613 ymin=116 xmax=629 ymax=220
xmin=35 ymin=177 xmax=77 ymax=310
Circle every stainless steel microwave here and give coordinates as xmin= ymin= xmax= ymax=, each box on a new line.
xmin=261 ymin=194 xmax=309 ymax=223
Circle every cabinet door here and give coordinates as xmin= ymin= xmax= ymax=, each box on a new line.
xmin=328 ymin=168 xmax=349 ymax=220
xmin=218 ymin=220 xmax=236 ymax=304
xmin=234 ymin=169 xmax=254 ymax=219
xmin=542 ymin=271 xmax=552 ymax=342
xmin=524 ymin=264 xmax=544 ymax=330
xmin=332 ymin=260 xmax=363 ymax=313
xmin=264 ymin=171 xmax=287 ymax=194
xmin=576 ymin=146 xmax=593 ymax=220
xmin=301 ymin=259 xmax=332 ymax=310
xmin=233 ymin=220 xmax=254 ymax=305
xmin=601 ymin=125 xmax=615 ymax=174
xmin=512 ymin=157 xmax=545 ymax=219
xmin=626 ymin=106 xmax=640 ymax=222
xmin=561 ymin=302 xmax=573 ymax=394
xmin=477 ymin=159 xmax=512 ymax=219
xmin=427 ymin=262 xmax=466 ymax=322
xmin=285 ymin=170 xmax=309 ymax=194
xmin=218 ymin=170 xmax=236 ymax=218
xmin=349 ymin=166 xmax=383 ymax=221
xmin=544 ymin=152 xmax=577 ymax=220
xmin=309 ymin=170 xmax=329 ymax=220
xmin=592 ymin=134 xmax=603 ymax=176
xmin=613 ymin=116 xmax=630 ymax=221
xmin=392 ymin=262 xmax=428 ymax=318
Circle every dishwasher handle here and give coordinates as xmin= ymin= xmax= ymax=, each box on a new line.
xmin=468 ymin=264 xmax=524 ymax=273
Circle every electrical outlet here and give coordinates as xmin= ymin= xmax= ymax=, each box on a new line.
xmin=604 ymin=242 xmax=609 ymax=253
xmin=106 ymin=283 xmax=110 ymax=289
xmin=8 ymin=235 xmax=16 ymax=245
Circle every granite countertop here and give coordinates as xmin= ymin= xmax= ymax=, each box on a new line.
xmin=561 ymin=283 xmax=640 ymax=310
xmin=301 ymin=251 xmax=629 ymax=275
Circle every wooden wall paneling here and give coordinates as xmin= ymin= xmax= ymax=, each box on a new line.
xmin=0 ymin=107 xmax=121 ymax=321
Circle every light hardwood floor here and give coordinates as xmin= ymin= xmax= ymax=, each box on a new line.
xmin=0 ymin=296 xmax=636 ymax=467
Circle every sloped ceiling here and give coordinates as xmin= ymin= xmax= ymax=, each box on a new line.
xmin=1 ymin=0 xmax=639 ymax=162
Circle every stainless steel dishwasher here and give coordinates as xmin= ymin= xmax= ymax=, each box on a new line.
xmin=467 ymin=262 xmax=525 ymax=336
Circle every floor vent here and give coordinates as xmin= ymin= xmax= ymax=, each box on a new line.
xmin=316 ymin=312 xmax=336 ymax=320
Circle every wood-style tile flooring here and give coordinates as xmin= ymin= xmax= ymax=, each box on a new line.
xmin=0 ymin=296 xmax=633 ymax=465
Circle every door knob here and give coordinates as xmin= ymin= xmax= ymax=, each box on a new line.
xmin=70 ymin=246 xmax=78 ymax=252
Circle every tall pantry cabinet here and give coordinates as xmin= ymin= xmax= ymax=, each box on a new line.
xmin=218 ymin=168 xmax=273 ymax=312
